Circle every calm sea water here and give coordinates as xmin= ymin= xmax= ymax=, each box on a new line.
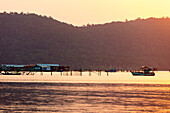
xmin=0 ymin=82 xmax=170 ymax=113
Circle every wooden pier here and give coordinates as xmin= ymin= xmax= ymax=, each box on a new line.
xmin=0 ymin=69 xmax=121 ymax=76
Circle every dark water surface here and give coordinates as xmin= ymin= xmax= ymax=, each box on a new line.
xmin=0 ymin=82 xmax=170 ymax=113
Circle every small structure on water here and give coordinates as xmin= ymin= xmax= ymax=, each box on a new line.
xmin=0 ymin=64 xmax=70 ymax=75
xmin=24 ymin=64 xmax=41 ymax=71
xmin=0 ymin=64 xmax=25 ymax=75
xmin=1 ymin=64 xmax=25 ymax=71
xmin=37 ymin=64 xmax=60 ymax=71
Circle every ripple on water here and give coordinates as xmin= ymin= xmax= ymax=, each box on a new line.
xmin=0 ymin=82 xmax=170 ymax=112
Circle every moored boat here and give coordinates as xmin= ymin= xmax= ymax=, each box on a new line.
xmin=131 ymin=71 xmax=155 ymax=76
xmin=131 ymin=66 xmax=155 ymax=76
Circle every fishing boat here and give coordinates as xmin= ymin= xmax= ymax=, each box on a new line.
xmin=131 ymin=71 xmax=155 ymax=76
xmin=131 ymin=66 xmax=155 ymax=76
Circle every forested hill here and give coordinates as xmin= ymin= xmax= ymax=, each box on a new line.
xmin=1 ymin=12 xmax=170 ymax=70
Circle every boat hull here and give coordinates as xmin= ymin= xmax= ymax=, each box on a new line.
xmin=131 ymin=72 xmax=155 ymax=76
xmin=1 ymin=73 xmax=21 ymax=75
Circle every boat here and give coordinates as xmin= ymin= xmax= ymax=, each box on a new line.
xmin=1 ymin=72 xmax=21 ymax=75
xmin=131 ymin=66 xmax=155 ymax=76
xmin=105 ymin=69 xmax=117 ymax=72
xmin=131 ymin=71 xmax=155 ymax=76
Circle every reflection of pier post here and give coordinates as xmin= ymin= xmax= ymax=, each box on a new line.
xmin=107 ymin=72 xmax=109 ymax=76
xmin=51 ymin=71 xmax=52 ymax=75
xmin=98 ymin=71 xmax=101 ymax=76
xmin=70 ymin=70 xmax=72 ymax=76
xmin=80 ymin=69 xmax=82 ymax=76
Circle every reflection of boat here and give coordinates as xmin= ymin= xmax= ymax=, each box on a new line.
xmin=1 ymin=72 xmax=21 ymax=75
xmin=131 ymin=72 xmax=155 ymax=76
xmin=105 ymin=69 xmax=117 ymax=72
xmin=131 ymin=66 xmax=155 ymax=76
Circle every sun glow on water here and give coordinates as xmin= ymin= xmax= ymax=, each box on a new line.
xmin=1 ymin=71 xmax=170 ymax=84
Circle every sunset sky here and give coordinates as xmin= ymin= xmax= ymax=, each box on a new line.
xmin=0 ymin=0 xmax=169 ymax=26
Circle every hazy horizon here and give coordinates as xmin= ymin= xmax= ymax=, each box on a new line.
xmin=0 ymin=0 xmax=169 ymax=26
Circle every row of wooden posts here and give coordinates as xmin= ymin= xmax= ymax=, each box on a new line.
xmin=39 ymin=70 xmax=105 ymax=76
xmin=36 ymin=70 xmax=131 ymax=76
xmin=0 ymin=69 xmax=133 ymax=76
xmin=0 ymin=70 xmax=111 ymax=76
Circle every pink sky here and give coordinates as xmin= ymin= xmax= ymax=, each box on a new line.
xmin=0 ymin=0 xmax=169 ymax=26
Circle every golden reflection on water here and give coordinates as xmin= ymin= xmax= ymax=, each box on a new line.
xmin=0 ymin=71 xmax=170 ymax=112
xmin=0 ymin=82 xmax=170 ymax=112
